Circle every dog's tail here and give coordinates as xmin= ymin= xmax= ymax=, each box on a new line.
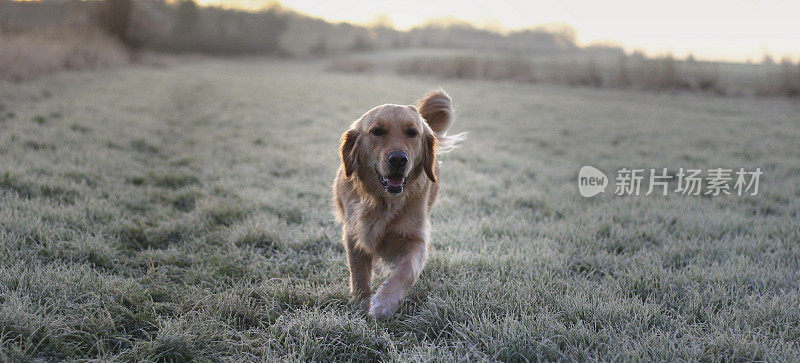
xmin=416 ymin=89 xmax=466 ymax=154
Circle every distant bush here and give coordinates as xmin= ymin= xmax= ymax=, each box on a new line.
xmin=396 ymin=56 xmax=532 ymax=81
xmin=97 ymin=0 xmax=136 ymax=47
xmin=406 ymin=20 xmax=578 ymax=53
xmin=347 ymin=34 xmax=374 ymax=52
xmin=337 ymin=53 xmax=799 ymax=98
xmin=0 ymin=0 xmax=130 ymax=81
xmin=485 ymin=55 xmax=535 ymax=82
xmin=0 ymin=0 xmax=289 ymax=57
xmin=396 ymin=56 xmax=480 ymax=79
xmin=778 ymin=57 xmax=800 ymax=97
xmin=0 ymin=28 xmax=129 ymax=82
xmin=309 ymin=37 xmax=329 ymax=56
xmin=130 ymin=0 xmax=289 ymax=55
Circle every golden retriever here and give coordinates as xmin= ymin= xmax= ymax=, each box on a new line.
xmin=333 ymin=90 xmax=465 ymax=319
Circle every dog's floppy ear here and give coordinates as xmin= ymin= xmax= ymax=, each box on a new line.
xmin=423 ymin=132 xmax=438 ymax=183
xmin=416 ymin=90 xmax=453 ymax=136
xmin=340 ymin=129 xmax=359 ymax=178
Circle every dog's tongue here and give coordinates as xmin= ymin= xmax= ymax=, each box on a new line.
xmin=387 ymin=175 xmax=404 ymax=188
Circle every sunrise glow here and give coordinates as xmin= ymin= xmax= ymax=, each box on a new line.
xmin=194 ymin=0 xmax=800 ymax=62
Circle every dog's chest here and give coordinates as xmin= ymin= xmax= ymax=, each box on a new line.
xmin=352 ymin=198 xmax=408 ymax=251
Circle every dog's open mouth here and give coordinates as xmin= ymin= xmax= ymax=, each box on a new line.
xmin=375 ymin=168 xmax=406 ymax=194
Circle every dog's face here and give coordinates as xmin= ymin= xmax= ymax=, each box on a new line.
xmin=340 ymin=104 xmax=437 ymax=195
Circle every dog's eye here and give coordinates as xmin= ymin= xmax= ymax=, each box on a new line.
xmin=370 ymin=128 xmax=386 ymax=136
xmin=406 ymin=129 xmax=418 ymax=138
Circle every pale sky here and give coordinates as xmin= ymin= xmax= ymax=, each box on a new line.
xmin=197 ymin=0 xmax=800 ymax=62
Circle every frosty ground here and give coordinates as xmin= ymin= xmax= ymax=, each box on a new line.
xmin=0 ymin=58 xmax=798 ymax=360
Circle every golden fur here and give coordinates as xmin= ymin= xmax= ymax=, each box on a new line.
xmin=332 ymin=90 xmax=465 ymax=319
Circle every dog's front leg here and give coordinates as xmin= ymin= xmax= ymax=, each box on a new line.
xmin=370 ymin=241 xmax=427 ymax=320
xmin=344 ymin=233 xmax=373 ymax=301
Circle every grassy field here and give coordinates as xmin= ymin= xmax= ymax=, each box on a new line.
xmin=1 ymin=58 xmax=799 ymax=361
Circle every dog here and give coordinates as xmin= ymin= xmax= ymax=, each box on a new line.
xmin=332 ymin=90 xmax=465 ymax=320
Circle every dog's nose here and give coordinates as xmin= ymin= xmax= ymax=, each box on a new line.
xmin=388 ymin=151 xmax=408 ymax=168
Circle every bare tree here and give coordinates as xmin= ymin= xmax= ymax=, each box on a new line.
xmin=99 ymin=0 xmax=135 ymax=47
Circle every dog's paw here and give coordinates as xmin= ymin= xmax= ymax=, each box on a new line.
xmin=369 ymin=296 xmax=400 ymax=320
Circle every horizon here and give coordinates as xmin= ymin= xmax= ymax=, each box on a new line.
xmin=193 ymin=0 xmax=799 ymax=63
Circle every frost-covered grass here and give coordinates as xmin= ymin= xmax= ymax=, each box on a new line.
xmin=0 ymin=59 xmax=799 ymax=361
